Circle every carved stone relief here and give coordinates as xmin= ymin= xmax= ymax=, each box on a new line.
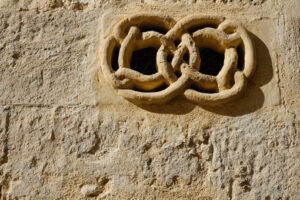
xmin=100 ymin=14 xmax=256 ymax=105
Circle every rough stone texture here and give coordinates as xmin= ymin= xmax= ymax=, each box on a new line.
xmin=0 ymin=0 xmax=299 ymax=200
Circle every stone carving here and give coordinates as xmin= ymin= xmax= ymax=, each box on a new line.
xmin=100 ymin=14 xmax=256 ymax=105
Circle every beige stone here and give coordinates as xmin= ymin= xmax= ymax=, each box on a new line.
xmin=0 ymin=0 xmax=299 ymax=199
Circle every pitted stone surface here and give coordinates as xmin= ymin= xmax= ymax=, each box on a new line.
xmin=0 ymin=0 xmax=299 ymax=200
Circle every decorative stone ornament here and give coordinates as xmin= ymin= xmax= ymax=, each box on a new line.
xmin=100 ymin=14 xmax=256 ymax=105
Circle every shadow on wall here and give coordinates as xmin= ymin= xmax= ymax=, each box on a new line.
xmin=136 ymin=31 xmax=273 ymax=116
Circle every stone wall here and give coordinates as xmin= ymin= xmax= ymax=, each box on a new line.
xmin=0 ymin=0 xmax=299 ymax=199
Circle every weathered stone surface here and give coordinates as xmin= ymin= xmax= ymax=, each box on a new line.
xmin=0 ymin=0 xmax=299 ymax=199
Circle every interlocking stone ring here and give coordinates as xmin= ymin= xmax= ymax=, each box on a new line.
xmin=100 ymin=14 xmax=256 ymax=105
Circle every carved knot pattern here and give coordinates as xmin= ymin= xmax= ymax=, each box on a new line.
xmin=101 ymin=14 xmax=256 ymax=105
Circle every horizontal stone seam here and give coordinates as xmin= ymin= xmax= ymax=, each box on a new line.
xmin=0 ymin=8 xmax=87 ymax=12
xmin=0 ymin=104 xmax=98 ymax=108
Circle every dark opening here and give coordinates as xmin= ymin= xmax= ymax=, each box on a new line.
xmin=183 ymin=52 xmax=189 ymax=63
xmin=112 ymin=46 xmax=120 ymax=71
xmin=237 ymin=45 xmax=244 ymax=70
xmin=139 ymin=25 xmax=168 ymax=34
xmin=175 ymin=71 xmax=182 ymax=78
xmin=187 ymin=24 xmax=218 ymax=34
xmin=174 ymin=39 xmax=181 ymax=47
xmin=130 ymin=47 xmax=158 ymax=75
xmin=152 ymin=84 xmax=168 ymax=92
xmin=199 ymin=48 xmax=224 ymax=76
xmin=167 ymin=54 xmax=173 ymax=63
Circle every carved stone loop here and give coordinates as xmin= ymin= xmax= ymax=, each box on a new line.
xmin=100 ymin=14 xmax=256 ymax=105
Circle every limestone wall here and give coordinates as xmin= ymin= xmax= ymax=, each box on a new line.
xmin=0 ymin=0 xmax=299 ymax=199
